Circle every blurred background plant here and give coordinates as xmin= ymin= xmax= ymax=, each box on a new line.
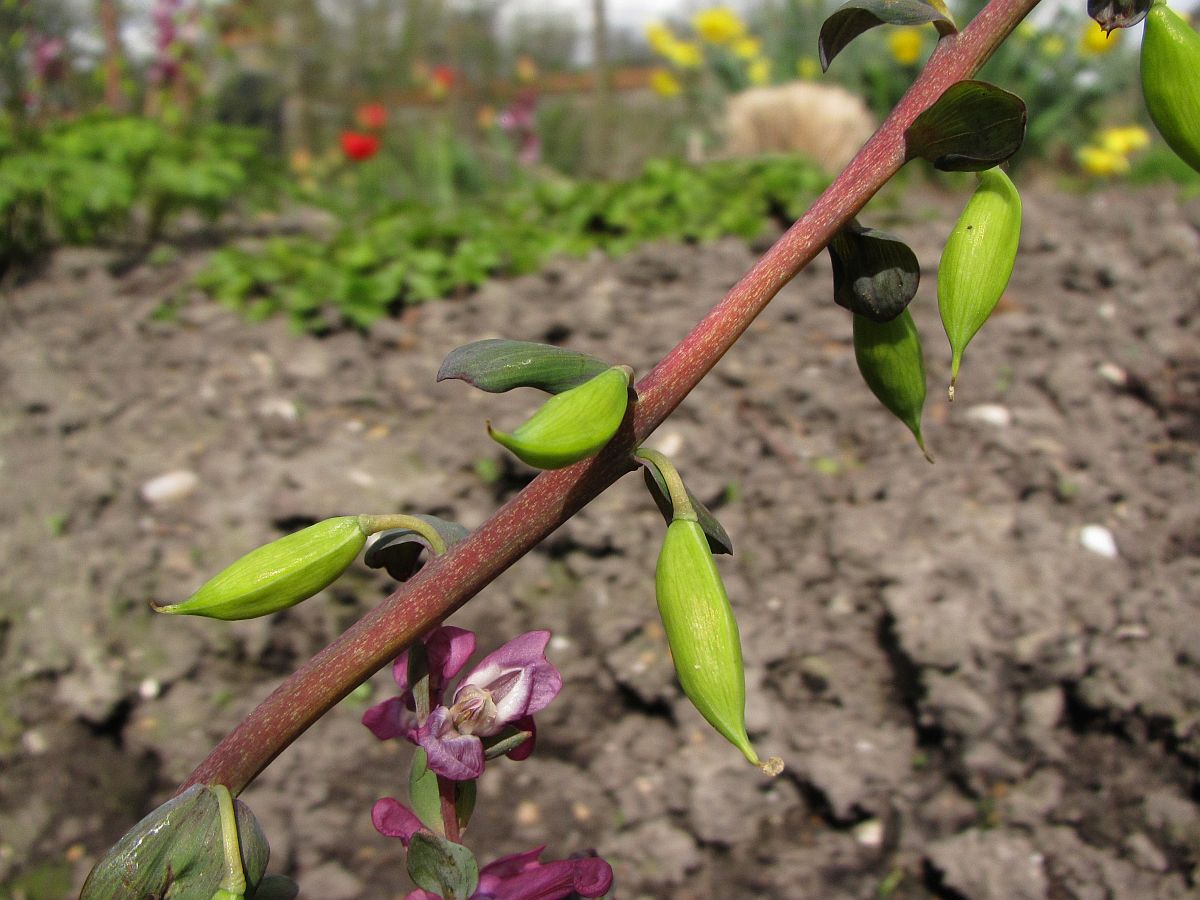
xmin=2 ymin=0 xmax=1196 ymax=307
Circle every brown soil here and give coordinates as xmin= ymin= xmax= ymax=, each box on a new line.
xmin=1 ymin=185 xmax=1198 ymax=899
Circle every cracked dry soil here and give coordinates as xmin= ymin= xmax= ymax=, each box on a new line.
xmin=1 ymin=185 xmax=1199 ymax=898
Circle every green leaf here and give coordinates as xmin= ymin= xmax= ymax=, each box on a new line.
xmin=454 ymin=780 xmax=476 ymax=834
xmin=81 ymin=786 xmax=270 ymax=900
xmin=406 ymin=833 xmax=479 ymax=900
xmin=641 ymin=463 xmax=734 ymax=556
xmin=819 ymin=0 xmax=956 ymax=71
xmin=408 ymin=749 xmax=445 ymax=835
xmin=827 ymin=220 xmax=920 ymax=322
xmin=437 ymin=339 xmax=612 ymax=395
xmin=905 ymin=81 xmax=1027 ymax=171
xmin=363 ymin=516 xmax=470 ymax=582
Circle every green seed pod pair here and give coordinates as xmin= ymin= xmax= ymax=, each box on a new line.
xmin=853 ymin=309 xmax=931 ymax=461
xmin=1141 ymin=0 xmax=1200 ymax=174
xmin=656 ymin=517 xmax=782 ymax=775
xmin=154 ymin=516 xmax=369 ymax=620
xmin=489 ymin=365 xmax=633 ymax=469
xmin=937 ymin=166 xmax=1022 ymax=397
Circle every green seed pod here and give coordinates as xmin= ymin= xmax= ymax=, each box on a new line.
xmin=488 ymin=365 xmax=632 ymax=469
xmin=853 ymin=309 xmax=931 ymax=461
xmin=656 ymin=518 xmax=782 ymax=775
xmin=937 ymin=166 xmax=1022 ymax=397
xmin=154 ymin=516 xmax=368 ymax=620
xmin=1141 ymin=0 xmax=1200 ymax=174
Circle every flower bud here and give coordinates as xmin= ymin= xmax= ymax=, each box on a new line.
xmin=853 ymin=309 xmax=931 ymax=460
xmin=154 ymin=516 xmax=368 ymax=620
xmin=937 ymin=166 xmax=1022 ymax=396
xmin=656 ymin=518 xmax=781 ymax=774
xmin=1141 ymin=0 xmax=1200 ymax=174
xmin=488 ymin=365 xmax=632 ymax=469
xmin=81 ymin=785 xmax=269 ymax=899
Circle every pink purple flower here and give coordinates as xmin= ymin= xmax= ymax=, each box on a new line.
xmin=363 ymin=629 xmax=562 ymax=780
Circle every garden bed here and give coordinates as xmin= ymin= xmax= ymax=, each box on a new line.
xmin=1 ymin=184 xmax=1198 ymax=898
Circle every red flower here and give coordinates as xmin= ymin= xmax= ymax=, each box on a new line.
xmin=340 ymin=131 xmax=380 ymax=162
xmin=431 ymin=65 xmax=456 ymax=91
xmin=355 ymin=102 xmax=387 ymax=131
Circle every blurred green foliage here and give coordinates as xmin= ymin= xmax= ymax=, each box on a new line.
xmin=0 ymin=114 xmax=276 ymax=267
xmin=194 ymin=155 xmax=828 ymax=332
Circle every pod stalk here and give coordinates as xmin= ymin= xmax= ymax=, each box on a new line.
xmin=634 ymin=448 xmax=697 ymax=522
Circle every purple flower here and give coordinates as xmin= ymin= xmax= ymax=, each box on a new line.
xmin=365 ymin=629 xmax=561 ymax=780
xmin=371 ymin=797 xmax=425 ymax=847
xmin=417 ymin=630 xmax=562 ymax=780
xmin=362 ymin=625 xmax=476 ymax=742
xmin=404 ymin=845 xmax=614 ymax=900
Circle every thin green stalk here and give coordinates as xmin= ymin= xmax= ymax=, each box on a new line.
xmin=181 ymin=0 xmax=1042 ymax=797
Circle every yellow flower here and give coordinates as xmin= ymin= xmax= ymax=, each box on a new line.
xmin=666 ymin=40 xmax=703 ymax=68
xmin=693 ymin=8 xmax=746 ymax=45
xmin=747 ymin=57 xmax=771 ymax=85
xmin=515 ymin=55 xmax=538 ymax=83
xmin=289 ymin=148 xmax=313 ymax=175
xmin=1040 ymin=34 xmax=1066 ymax=57
xmin=476 ymin=104 xmax=497 ymax=129
xmin=650 ymin=68 xmax=683 ymax=98
xmin=732 ymin=37 xmax=761 ymax=59
xmin=1016 ymin=23 xmax=1039 ymax=41
xmin=796 ymin=57 xmax=821 ymax=80
xmin=888 ymin=27 xmax=924 ymax=66
xmin=1081 ymin=20 xmax=1120 ymax=54
xmin=1099 ymin=125 xmax=1150 ymax=155
xmin=646 ymin=23 xmax=678 ymax=57
xmin=1077 ymin=145 xmax=1131 ymax=177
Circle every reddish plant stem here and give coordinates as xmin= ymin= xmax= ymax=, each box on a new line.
xmin=182 ymin=0 xmax=1040 ymax=797
xmin=438 ymin=777 xmax=461 ymax=843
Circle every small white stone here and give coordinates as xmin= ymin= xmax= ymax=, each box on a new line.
xmin=22 ymin=729 xmax=48 ymax=755
xmin=853 ymin=818 xmax=885 ymax=847
xmin=258 ymin=398 xmax=299 ymax=421
xmin=1080 ymin=524 xmax=1118 ymax=558
xmin=652 ymin=431 xmax=685 ymax=457
xmin=347 ymin=469 xmax=375 ymax=487
xmin=965 ymin=404 xmax=1012 ymax=427
xmin=140 ymin=470 xmax=199 ymax=506
xmin=1097 ymin=301 xmax=1117 ymax=320
xmin=549 ymin=635 xmax=572 ymax=652
xmin=1097 ymin=362 xmax=1127 ymax=386
xmin=1115 ymin=623 xmax=1150 ymax=640
xmin=138 ymin=678 xmax=161 ymax=700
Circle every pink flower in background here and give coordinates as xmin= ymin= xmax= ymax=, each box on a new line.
xmin=31 ymin=37 xmax=66 ymax=82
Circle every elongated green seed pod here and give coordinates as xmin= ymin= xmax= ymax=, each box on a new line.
xmin=488 ymin=365 xmax=632 ymax=469
xmin=853 ymin=309 xmax=931 ymax=460
xmin=154 ymin=516 xmax=368 ymax=620
xmin=937 ymin=166 xmax=1022 ymax=396
xmin=656 ymin=518 xmax=781 ymax=774
xmin=1141 ymin=0 xmax=1200 ymax=174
